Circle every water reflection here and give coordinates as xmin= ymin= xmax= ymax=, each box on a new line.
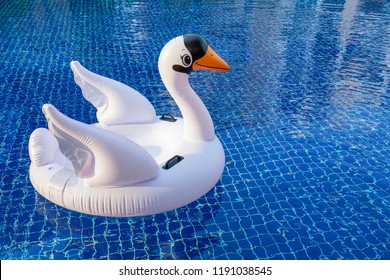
xmin=31 ymin=184 xmax=224 ymax=259
xmin=268 ymin=0 xmax=390 ymax=133
xmin=332 ymin=0 xmax=390 ymax=109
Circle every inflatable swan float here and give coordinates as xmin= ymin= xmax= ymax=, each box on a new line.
xmin=28 ymin=34 xmax=230 ymax=217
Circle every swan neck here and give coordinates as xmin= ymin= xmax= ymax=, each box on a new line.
xmin=162 ymin=72 xmax=215 ymax=141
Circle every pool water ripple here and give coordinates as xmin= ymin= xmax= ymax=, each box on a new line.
xmin=0 ymin=0 xmax=389 ymax=259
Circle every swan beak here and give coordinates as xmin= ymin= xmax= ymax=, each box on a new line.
xmin=192 ymin=46 xmax=230 ymax=72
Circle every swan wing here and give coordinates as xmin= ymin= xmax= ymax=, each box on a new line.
xmin=30 ymin=104 xmax=159 ymax=187
xmin=70 ymin=61 xmax=156 ymax=126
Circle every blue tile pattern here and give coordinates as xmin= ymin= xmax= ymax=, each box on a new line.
xmin=0 ymin=0 xmax=389 ymax=259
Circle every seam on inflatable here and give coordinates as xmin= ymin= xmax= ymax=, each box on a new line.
xmin=61 ymin=177 xmax=71 ymax=207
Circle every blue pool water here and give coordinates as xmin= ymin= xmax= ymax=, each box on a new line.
xmin=0 ymin=0 xmax=389 ymax=260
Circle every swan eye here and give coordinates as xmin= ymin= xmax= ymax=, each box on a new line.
xmin=181 ymin=54 xmax=192 ymax=67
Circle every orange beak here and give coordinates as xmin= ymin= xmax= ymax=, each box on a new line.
xmin=192 ymin=46 xmax=230 ymax=72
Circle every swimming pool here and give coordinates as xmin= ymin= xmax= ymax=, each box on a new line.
xmin=0 ymin=0 xmax=389 ymax=259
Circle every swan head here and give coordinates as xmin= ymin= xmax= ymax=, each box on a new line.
xmin=158 ymin=34 xmax=230 ymax=75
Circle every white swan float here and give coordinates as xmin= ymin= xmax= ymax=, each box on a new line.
xmin=28 ymin=34 xmax=230 ymax=217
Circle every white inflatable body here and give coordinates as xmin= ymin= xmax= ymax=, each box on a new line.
xmin=28 ymin=34 xmax=230 ymax=217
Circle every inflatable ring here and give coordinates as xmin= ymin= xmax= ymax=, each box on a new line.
xmin=28 ymin=34 xmax=230 ymax=217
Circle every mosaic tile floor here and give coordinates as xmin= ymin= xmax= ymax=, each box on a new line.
xmin=0 ymin=0 xmax=389 ymax=259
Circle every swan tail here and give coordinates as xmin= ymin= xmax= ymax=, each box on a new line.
xmin=29 ymin=127 xmax=73 ymax=169
xmin=70 ymin=61 xmax=156 ymax=126
xmin=34 ymin=104 xmax=159 ymax=187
